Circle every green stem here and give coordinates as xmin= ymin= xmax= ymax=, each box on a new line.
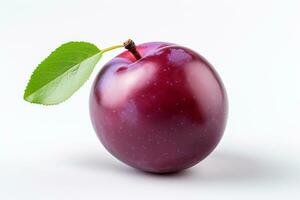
xmin=101 ymin=39 xmax=141 ymax=61
xmin=101 ymin=44 xmax=124 ymax=54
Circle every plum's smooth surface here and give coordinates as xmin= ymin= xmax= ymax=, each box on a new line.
xmin=90 ymin=42 xmax=228 ymax=173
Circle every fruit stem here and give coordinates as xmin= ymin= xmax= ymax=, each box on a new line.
xmin=101 ymin=39 xmax=142 ymax=60
xmin=123 ymin=39 xmax=142 ymax=60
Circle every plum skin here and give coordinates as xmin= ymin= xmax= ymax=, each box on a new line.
xmin=89 ymin=42 xmax=228 ymax=173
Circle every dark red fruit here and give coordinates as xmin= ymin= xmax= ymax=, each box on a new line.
xmin=90 ymin=42 xmax=228 ymax=173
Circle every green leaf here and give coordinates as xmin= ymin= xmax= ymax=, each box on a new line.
xmin=24 ymin=42 xmax=102 ymax=105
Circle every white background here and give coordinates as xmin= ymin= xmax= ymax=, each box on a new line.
xmin=1 ymin=0 xmax=300 ymax=199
